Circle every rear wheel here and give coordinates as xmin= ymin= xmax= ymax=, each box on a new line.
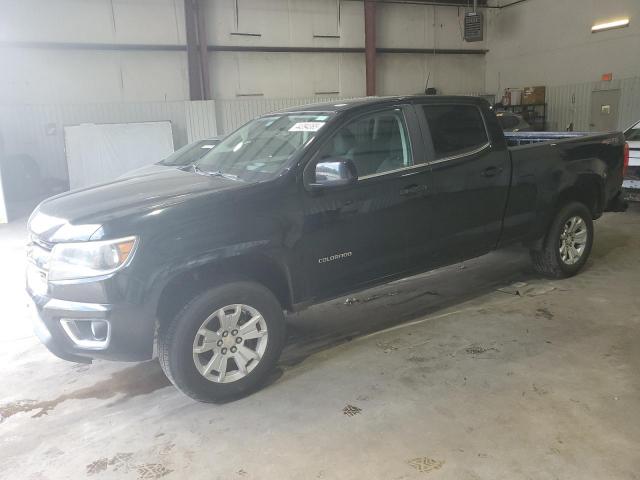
xmin=158 ymin=281 xmax=286 ymax=402
xmin=530 ymin=201 xmax=594 ymax=278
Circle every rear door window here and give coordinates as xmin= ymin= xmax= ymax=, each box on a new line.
xmin=422 ymin=105 xmax=489 ymax=159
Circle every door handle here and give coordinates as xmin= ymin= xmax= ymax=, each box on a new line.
xmin=339 ymin=199 xmax=359 ymax=215
xmin=400 ymin=184 xmax=428 ymax=196
xmin=481 ymin=166 xmax=504 ymax=178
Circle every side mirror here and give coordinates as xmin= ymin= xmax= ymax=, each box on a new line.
xmin=309 ymin=158 xmax=358 ymax=189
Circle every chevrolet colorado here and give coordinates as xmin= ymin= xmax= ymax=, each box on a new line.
xmin=26 ymin=96 xmax=628 ymax=402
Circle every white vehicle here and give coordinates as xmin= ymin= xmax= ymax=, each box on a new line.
xmin=624 ymin=120 xmax=640 ymax=190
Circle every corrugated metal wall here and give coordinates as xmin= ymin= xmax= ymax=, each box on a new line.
xmin=0 ymin=96 xmax=350 ymax=181
xmin=4 ymin=83 xmax=638 ymax=185
xmin=216 ymin=97 xmax=345 ymax=135
xmin=0 ymin=101 xmax=218 ymax=179
xmin=547 ymin=76 xmax=640 ymax=131
xmin=0 ymin=98 xmax=353 ymax=181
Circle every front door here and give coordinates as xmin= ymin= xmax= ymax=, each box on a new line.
xmin=299 ymin=106 xmax=421 ymax=301
xmin=590 ymin=89 xmax=621 ymax=132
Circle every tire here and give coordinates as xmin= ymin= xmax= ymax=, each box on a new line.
xmin=158 ymin=281 xmax=286 ymax=403
xmin=530 ymin=201 xmax=594 ymax=279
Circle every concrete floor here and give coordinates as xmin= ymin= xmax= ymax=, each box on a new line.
xmin=2 ymin=206 xmax=639 ymax=480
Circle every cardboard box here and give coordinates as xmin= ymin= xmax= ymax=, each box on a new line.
xmin=522 ymin=86 xmax=546 ymax=105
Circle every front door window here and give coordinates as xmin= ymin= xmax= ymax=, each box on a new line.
xmin=316 ymin=109 xmax=413 ymax=178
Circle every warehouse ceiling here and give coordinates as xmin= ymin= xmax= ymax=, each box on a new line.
xmin=379 ymin=0 xmax=489 ymax=6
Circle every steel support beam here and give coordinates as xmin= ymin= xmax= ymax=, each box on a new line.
xmin=197 ymin=0 xmax=211 ymax=100
xmin=2 ymin=41 xmax=488 ymax=55
xmin=364 ymin=0 xmax=376 ymax=96
xmin=184 ymin=0 xmax=203 ymax=100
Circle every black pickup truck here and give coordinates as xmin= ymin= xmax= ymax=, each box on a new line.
xmin=26 ymin=96 xmax=628 ymax=402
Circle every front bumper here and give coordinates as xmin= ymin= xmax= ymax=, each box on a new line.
xmin=31 ymin=299 xmax=93 ymax=363
xmin=27 ymin=279 xmax=157 ymax=363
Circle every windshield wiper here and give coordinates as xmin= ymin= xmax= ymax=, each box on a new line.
xmin=191 ymin=164 xmax=241 ymax=181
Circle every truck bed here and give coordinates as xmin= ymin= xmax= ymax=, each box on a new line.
xmin=506 ymin=130 xmax=636 ymax=201
xmin=504 ymin=131 xmax=592 ymax=147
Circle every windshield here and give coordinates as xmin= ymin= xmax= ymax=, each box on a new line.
xmin=159 ymin=139 xmax=221 ymax=166
xmin=196 ymin=112 xmax=332 ymax=182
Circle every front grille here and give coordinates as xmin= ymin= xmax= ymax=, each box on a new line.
xmin=27 ymin=236 xmax=52 ymax=273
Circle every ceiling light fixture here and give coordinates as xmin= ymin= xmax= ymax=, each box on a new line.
xmin=591 ymin=18 xmax=630 ymax=33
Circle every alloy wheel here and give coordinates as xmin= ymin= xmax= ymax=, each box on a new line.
xmin=559 ymin=215 xmax=588 ymax=265
xmin=192 ymin=304 xmax=268 ymax=383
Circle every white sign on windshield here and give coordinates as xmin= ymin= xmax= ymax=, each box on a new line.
xmin=200 ymin=145 xmax=215 ymax=149
xmin=289 ymin=122 xmax=325 ymax=132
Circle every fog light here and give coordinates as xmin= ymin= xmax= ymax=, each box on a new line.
xmin=90 ymin=320 xmax=108 ymax=341
xmin=60 ymin=318 xmax=111 ymax=350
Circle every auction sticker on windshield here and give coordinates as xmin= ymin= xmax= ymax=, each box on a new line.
xmin=289 ymin=122 xmax=325 ymax=132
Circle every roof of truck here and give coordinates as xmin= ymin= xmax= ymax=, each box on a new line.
xmin=274 ymin=95 xmax=487 ymax=114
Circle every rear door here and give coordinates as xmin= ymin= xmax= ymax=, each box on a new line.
xmin=413 ymin=102 xmax=511 ymax=264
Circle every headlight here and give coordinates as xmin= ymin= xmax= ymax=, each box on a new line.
xmin=48 ymin=236 xmax=138 ymax=281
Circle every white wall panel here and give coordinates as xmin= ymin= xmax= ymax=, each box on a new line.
xmin=0 ymin=0 xmax=116 ymax=43
xmin=120 ymin=52 xmax=189 ymax=102
xmin=377 ymin=2 xmax=485 ymax=50
xmin=111 ymin=0 xmax=186 ymax=44
xmin=377 ymin=53 xmax=485 ymax=96
xmin=210 ymin=52 xmax=365 ymax=98
xmin=338 ymin=1 xmax=364 ymax=48
xmin=0 ymin=48 xmax=189 ymax=105
xmin=206 ymin=0 xmax=348 ymax=47
xmin=0 ymin=0 xmax=186 ymax=45
xmin=337 ymin=53 xmax=366 ymax=98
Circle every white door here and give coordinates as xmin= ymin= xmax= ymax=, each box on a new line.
xmin=589 ymin=90 xmax=621 ymax=132
xmin=64 ymin=121 xmax=174 ymax=189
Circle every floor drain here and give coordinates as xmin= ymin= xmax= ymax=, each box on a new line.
xmin=407 ymin=457 xmax=444 ymax=473
xmin=342 ymin=404 xmax=362 ymax=416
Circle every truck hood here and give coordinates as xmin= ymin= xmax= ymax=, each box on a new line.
xmin=118 ymin=163 xmax=173 ymax=179
xmin=30 ymin=169 xmax=245 ymax=242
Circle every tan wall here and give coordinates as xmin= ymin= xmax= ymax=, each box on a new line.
xmin=485 ymin=0 xmax=640 ymax=92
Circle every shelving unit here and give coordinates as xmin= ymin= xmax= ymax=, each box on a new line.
xmin=502 ymin=103 xmax=547 ymax=131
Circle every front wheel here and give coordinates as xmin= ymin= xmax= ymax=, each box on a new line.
xmin=530 ymin=201 xmax=594 ymax=278
xmin=158 ymin=281 xmax=286 ymax=402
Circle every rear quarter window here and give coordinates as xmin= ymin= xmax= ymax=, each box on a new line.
xmin=422 ymin=105 xmax=489 ymax=159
